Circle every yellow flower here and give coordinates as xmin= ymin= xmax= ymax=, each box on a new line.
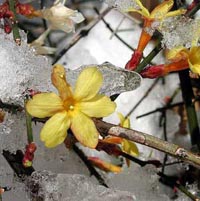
xmin=188 ymin=47 xmax=200 ymax=75
xmin=26 ymin=65 xmax=116 ymax=148
xmin=127 ymin=0 xmax=185 ymax=20
xmin=166 ymin=46 xmax=200 ymax=75
xmin=118 ymin=113 xmax=139 ymax=157
xmin=35 ymin=2 xmax=84 ymax=33
xmin=125 ymin=0 xmax=185 ymax=71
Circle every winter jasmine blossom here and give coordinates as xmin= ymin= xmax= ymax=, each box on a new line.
xmin=125 ymin=0 xmax=185 ymax=70
xmin=140 ymin=46 xmax=200 ymax=78
xmin=26 ymin=65 xmax=116 ymax=148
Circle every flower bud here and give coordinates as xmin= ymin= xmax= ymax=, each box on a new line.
xmin=140 ymin=64 xmax=165 ymax=78
xmin=125 ymin=50 xmax=143 ymax=71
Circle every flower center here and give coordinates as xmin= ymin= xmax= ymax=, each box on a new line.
xmin=63 ymin=98 xmax=75 ymax=111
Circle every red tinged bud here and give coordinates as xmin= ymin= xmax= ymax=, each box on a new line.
xmin=26 ymin=142 xmax=37 ymax=153
xmin=16 ymin=3 xmax=37 ymax=18
xmin=22 ymin=142 xmax=37 ymax=168
xmin=125 ymin=50 xmax=143 ymax=71
xmin=125 ymin=19 xmax=153 ymax=71
xmin=140 ymin=64 xmax=165 ymax=78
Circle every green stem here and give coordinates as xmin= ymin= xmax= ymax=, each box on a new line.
xmin=179 ymin=70 xmax=200 ymax=150
xmin=24 ymin=100 xmax=33 ymax=144
xmin=135 ymin=36 xmax=162 ymax=73
xmin=8 ymin=0 xmax=21 ymax=45
xmin=0 ymin=194 xmax=2 ymax=201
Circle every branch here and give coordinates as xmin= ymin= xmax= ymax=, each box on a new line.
xmin=93 ymin=119 xmax=200 ymax=168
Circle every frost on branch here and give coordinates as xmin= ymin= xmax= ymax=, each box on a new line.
xmin=160 ymin=17 xmax=200 ymax=49
xmin=66 ymin=63 xmax=142 ymax=96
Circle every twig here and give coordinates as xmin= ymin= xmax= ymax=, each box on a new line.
xmin=93 ymin=118 xmax=200 ymax=168
xmin=179 ymin=70 xmax=200 ymax=150
xmin=125 ymin=78 xmax=160 ymax=118
xmin=136 ymin=101 xmax=184 ymax=119
xmin=120 ymin=152 xmax=162 ymax=168
xmin=158 ymin=172 xmax=200 ymax=201
xmin=72 ymin=144 xmax=108 ymax=187
xmin=24 ymin=100 xmax=33 ymax=143
xmin=52 ymin=7 xmax=112 ymax=64
xmin=165 ymin=161 xmax=182 ymax=166
xmin=161 ymin=111 xmax=168 ymax=173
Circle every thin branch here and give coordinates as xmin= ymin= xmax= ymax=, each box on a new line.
xmin=125 ymin=78 xmax=160 ymax=118
xmin=136 ymin=101 xmax=184 ymax=119
xmin=24 ymin=100 xmax=33 ymax=143
xmin=93 ymin=119 xmax=200 ymax=168
xmin=158 ymin=172 xmax=200 ymax=201
xmin=72 ymin=144 xmax=109 ymax=187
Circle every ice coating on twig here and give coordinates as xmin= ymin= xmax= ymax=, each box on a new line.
xmin=161 ymin=17 xmax=200 ymax=49
xmin=66 ymin=62 xmax=142 ymax=96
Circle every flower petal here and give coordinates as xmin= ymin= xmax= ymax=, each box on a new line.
xmin=80 ymin=95 xmax=116 ymax=117
xmin=51 ymin=64 xmax=73 ymax=100
xmin=165 ymin=9 xmax=186 ymax=18
xmin=189 ymin=47 xmax=200 ymax=66
xmin=40 ymin=111 xmax=70 ymax=148
xmin=71 ymin=112 xmax=99 ymax=148
xmin=117 ymin=112 xmax=130 ymax=128
xmin=88 ymin=157 xmax=122 ymax=173
xmin=74 ymin=67 xmax=103 ymax=101
xmin=26 ymin=93 xmax=64 ymax=118
xmin=150 ymin=0 xmax=173 ymax=19
xmin=189 ymin=63 xmax=200 ymax=75
xmin=166 ymin=46 xmax=188 ymax=61
xmin=122 ymin=139 xmax=139 ymax=157
xmin=127 ymin=0 xmax=150 ymax=18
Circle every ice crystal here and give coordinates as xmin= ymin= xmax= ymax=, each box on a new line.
xmin=66 ymin=62 xmax=142 ymax=96
xmin=0 ymin=30 xmax=52 ymax=105
xmin=160 ymin=16 xmax=200 ymax=49
xmin=26 ymin=171 xmax=136 ymax=201
xmin=105 ymin=0 xmax=140 ymax=12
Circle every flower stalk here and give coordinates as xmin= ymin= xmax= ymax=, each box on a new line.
xmin=8 ymin=0 xmax=21 ymax=45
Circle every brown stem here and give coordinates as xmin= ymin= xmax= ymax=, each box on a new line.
xmin=93 ymin=119 xmax=200 ymax=168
